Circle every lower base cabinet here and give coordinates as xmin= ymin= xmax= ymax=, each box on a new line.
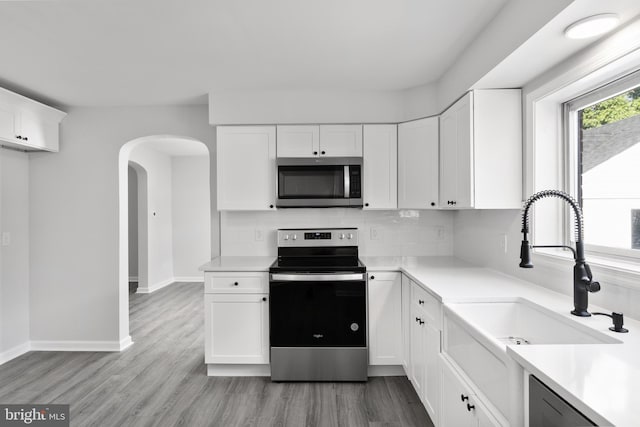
xmin=204 ymin=293 xmax=269 ymax=364
xmin=368 ymin=272 xmax=403 ymax=365
xmin=440 ymin=355 xmax=502 ymax=427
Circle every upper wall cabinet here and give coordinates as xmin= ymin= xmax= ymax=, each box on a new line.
xmin=277 ymin=124 xmax=363 ymax=158
xmin=363 ymin=124 xmax=397 ymax=210
xmin=439 ymin=90 xmax=522 ymax=209
xmin=0 ymin=87 xmax=66 ymax=152
xmin=398 ymin=117 xmax=439 ymax=209
xmin=216 ymin=126 xmax=276 ymax=211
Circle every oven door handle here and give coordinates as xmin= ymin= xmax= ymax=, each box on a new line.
xmin=270 ymin=273 xmax=365 ymax=282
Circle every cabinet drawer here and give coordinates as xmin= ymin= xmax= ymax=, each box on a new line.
xmin=204 ymin=272 xmax=268 ymax=294
xmin=411 ymin=281 xmax=442 ymax=330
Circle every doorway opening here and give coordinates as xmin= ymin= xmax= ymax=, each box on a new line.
xmin=119 ymin=135 xmax=211 ymax=344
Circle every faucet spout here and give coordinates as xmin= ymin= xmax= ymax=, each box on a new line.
xmin=519 ymin=190 xmax=600 ymax=316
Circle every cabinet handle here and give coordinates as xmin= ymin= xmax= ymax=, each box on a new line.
xmin=313 ymin=151 xmax=318 ymax=155
xmin=16 ymin=135 xmax=22 ymax=140
xmin=233 ymin=282 xmax=239 ymax=286
xmin=321 ymin=150 xmax=326 ymax=155
xmin=262 ymin=297 xmax=267 ymax=302
xmin=466 ymin=403 xmax=475 ymax=412
xmin=24 ymin=136 xmax=28 ymax=141
xmin=370 ymin=275 xmax=375 ymax=280
xmin=418 ymin=300 xmax=424 ymax=305
xmin=461 ymin=394 xmax=469 ymax=402
xmin=419 ymin=320 xmax=424 ymax=325
xmin=415 ymin=317 xmax=420 ymax=322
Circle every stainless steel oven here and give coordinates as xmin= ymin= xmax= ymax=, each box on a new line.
xmin=269 ymin=228 xmax=368 ymax=381
xmin=276 ymin=157 xmax=363 ymax=208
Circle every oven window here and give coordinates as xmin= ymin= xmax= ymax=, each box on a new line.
xmin=278 ymin=166 xmax=345 ymax=199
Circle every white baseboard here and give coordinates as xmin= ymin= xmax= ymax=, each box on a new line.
xmin=368 ymin=365 xmax=405 ymax=377
xmin=30 ymin=340 xmax=129 ymax=352
xmin=207 ymin=364 xmax=270 ymax=377
xmin=0 ymin=342 xmax=31 ymax=366
xmin=173 ymin=276 xmax=203 ymax=283
xmin=119 ymin=335 xmax=134 ymax=351
xmin=136 ymin=277 xmax=174 ymax=294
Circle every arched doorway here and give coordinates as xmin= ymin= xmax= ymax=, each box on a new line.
xmin=118 ymin=135 xmax=211 ymax=342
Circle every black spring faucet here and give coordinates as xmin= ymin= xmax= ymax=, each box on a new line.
xmin=520 ymin=190 xmax=601 ymax=317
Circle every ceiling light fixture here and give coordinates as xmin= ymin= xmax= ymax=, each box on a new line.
xmin=564 ymin=14 xmax=620 ymax=39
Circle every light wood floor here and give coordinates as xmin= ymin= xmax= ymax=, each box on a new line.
xmin=0 ymin=282 xmax=433 ymax=427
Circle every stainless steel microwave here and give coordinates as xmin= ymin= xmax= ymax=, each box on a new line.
xmin=276 ymin=157 xmax=363 ymax=208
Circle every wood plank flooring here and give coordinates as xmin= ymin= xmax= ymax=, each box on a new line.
xmin=0 ymin=282 xmax=433 ymax=427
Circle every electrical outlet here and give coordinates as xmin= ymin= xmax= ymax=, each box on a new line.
xmin=254 ymin=229 xmax=264 ymax=241
xmin=1 ymin=232 xmax=10 ymax=246
xmin=370 ymin=227 xmax=379 ymax=240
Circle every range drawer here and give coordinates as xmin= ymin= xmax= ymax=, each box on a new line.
xmin=204 ymin=272 xmax=268 ymax=294
xmin=411 ymin=280 xmax=442 ymax=330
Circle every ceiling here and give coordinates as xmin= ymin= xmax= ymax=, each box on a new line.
xmin=136 ymin=137 xmax=209 ymax=157
xmin=0 ymin=0 xmax=509 ymax=108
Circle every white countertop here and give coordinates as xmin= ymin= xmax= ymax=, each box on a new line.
xmin=202 ymin=254 xmax=638 ymax=425
xmin=200 ymin=256 xmax=275 ymax=271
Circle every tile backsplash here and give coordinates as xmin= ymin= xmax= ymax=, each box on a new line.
xmin=220 ymin=209 xmax=454 ymax=256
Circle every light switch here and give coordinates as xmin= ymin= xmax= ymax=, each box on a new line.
xmin=1 ymin=232 xmax=10 ymax=246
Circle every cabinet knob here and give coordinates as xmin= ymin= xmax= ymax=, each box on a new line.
xmin=461 ymin=394 xmax=469 ymax=402
xmin=269 ymin=204 xmax=274 ymax=209
xmin=466 ymin=403 xmax=475 ymax=412
xmin=233 ymin=282 xmax=239 ymax=286
xmin=370 ymin=275 xmax=375 ymax=280
xmin=262 ymin=297 xmax=267 ymax=302
xmin=365 ymin=203 xmax=369 ymax=207
xmin=24 ymin=136 xmax=28 ymax=141
xmin=313 ymin=151 xmax=318 ymax=155
xmin=430 ymin=202 xmax=435 ymax=207
xmin=16 ymin=135 xmax=22 ymax=140
xmin=321 ymin=151 xmax=326 ymax=155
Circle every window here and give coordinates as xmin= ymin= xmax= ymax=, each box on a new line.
xmin=565 ymin=70 xmax=640 ymax=258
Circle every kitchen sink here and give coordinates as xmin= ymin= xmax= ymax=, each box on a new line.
xmin=445 ymin=298 xmax=622 ymax=348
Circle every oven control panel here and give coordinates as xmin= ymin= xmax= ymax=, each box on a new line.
xmin=277 ymin=228 xmax=358 ymax=247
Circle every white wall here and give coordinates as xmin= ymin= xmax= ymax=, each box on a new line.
xmin=28 ymin=105 xmax=215 ymax=345
xmin=0 ymin=149 xmax=30 ymax=361
xmin=171 ymin=156 xmax=211 ymax=279
xmin=128 ymin=166 xmax=138 ymax=280
xmin=129 ymin=145 xmax=174 ymax=292
xmin=221 ymin=209 xmax=454 ymax=257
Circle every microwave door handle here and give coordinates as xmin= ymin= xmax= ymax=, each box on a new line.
xmin=344 ymin=165 xmax=350 ymax=198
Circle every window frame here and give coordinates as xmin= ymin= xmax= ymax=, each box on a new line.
xmin=563 ymin=69 xmax=640 ymax=261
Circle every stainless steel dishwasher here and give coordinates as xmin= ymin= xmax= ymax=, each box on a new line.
xmin=529 ymin=375 xmax=596 ymax=427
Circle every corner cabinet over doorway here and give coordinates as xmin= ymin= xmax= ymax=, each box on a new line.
xmin=216 ymin=126 xmax=277 ymax=211
xmin=0 ymin=87 xmax=66 ymax=152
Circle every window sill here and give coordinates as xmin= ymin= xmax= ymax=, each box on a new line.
xmin=534 ymin=248 xmax=640 ymax=291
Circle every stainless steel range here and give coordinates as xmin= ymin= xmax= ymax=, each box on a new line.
xmin=269 ymin=228 xmax=367 ymax=382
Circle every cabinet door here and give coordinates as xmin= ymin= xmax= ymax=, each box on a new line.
xmin=440 ymin=356 xmax=474 ymax=427
xmin=319 ymin=125 xmax=363 ymax=157
xmin=216 ymin=126 xmax=276 ymax=210
xmin=424 ymin=322 xmax=440 ymax=423
xmin=410 ymin=304 xmax=426 ymax=397
xmin=440 ymin=92 xmax=473 ymax=209
xmin=401 ymin=275 xmax=412 ymax=373
xmin=204 ymin=293 xmax=269 ymax=364
xmin=368 ymin=272 xmax=402 ymax=365
xmin=398 ymin=117 xmax=439 ymax=209
xmin=18 ymin=110 xmax=59 ymax=152
xmin=276 ymin=125 xmax=320 ymax=158
xmin=0 ymin=103 xmax=18 ymax=142
xmin=363 ymin=124 xmax=397 ymax=210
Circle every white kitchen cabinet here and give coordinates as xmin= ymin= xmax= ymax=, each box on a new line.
xmin=319 ymin=124 xmax=363 ymax=157
xmin=409 ymin=280 xmax=441 ymax=425
xmin=368 ymin=272 xmax=402 ymax=365
xmin=440 ymin=355 xmax=503 ymax=427
xmin=276 ymin=125 xmax=320 ymax=157
xmin=398 ymin=117 xmax=439 ymax=209
xmin=216 ymin=126 xmax=276 ymax=210
xmin=439 ymin=90 xmax=522 ymax=209
xmin=363 ymin=124 xmax=397 ymax=210
xmin=0 ymin=87 xmax=66 ymax=152
xmin=204 ymin=293 xmax=269 ymax=364
xmin=401 ymin=274 xmax=412 ymax=375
